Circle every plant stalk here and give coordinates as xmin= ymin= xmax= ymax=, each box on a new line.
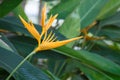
xmin=6 ymin=50 xmax=36 ymax=80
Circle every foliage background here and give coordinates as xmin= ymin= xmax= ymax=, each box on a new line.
xmin=0 ymin=0 xmax=120 ymax=80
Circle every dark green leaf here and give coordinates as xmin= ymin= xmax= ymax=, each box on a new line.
xmin=53 ymin=46 xmax=120 ymax=76
xmin=0 ymin=0 xmax=22 ymax=17
xmin=68 ymin=60 xmax=114 ymax=80
xmin=98 ymin=26 xmax=120 ymax=41
xmin=0 ymin=35 xmax=50 ymax=80
xmin=0 ymin=16 xmax=65 ymax=40
xmin=0 ymin=34 xmax=18 ymax=54
xmin=0 ymin=16 xmax=30 ymax=35
xmin=9 ymin=35 xmax=120 ymax=77
xmin=100 ymin=11 xmax=120 ymax=27
xmin=90 ymin=11 xmax=120 ymax=41
xmin=43 ymin=0 xmax=59 ymax=1
xmin=9 ymin=36 xmax=66 ymax=60
xmin=0 ymin=47 xmax=50 ymax=80
xmin=44 ymin=70 xmax=60 ymax=80
xmin=91 ymin=41 xmax=120 ymax=65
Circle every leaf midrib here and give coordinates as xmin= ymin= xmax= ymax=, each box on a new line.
xmin=80 ymin=0 xmax=101 ymax=21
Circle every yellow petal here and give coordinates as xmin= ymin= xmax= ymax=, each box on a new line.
xmin=36 ymin=36 xmax=83 ymax=51
xmin=86 ymin=36 xmax=105 ymax=40
xmin=40 ymin=15 xmax=52 ymax=35
xmin=45 ymin=14 xmax=58 ymax=31
xmin=19 ymin=16 xmax=40 ymax=41
xmin=40 ymin=14 xmax=58 ymax=36
xmin=40 ymin=4 xmax=46 ymax=27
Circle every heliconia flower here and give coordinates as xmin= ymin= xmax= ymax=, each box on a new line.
xmin=19 ymin=4 xmax=83 ymax=52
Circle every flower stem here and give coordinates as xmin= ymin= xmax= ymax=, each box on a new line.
xmin=6 ymin=50 xmax=36 ymax=80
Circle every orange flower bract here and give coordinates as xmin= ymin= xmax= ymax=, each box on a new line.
xmin=19 ymin=4 xmax=83 ymax=52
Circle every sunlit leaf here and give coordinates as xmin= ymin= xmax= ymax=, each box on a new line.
xmin=13 ymin=4 xmax=28 ymax=20
xmin=97 ymin=0 xmax=120 ymax=19
xmin=59 ymin=10 xmax=80 ymax=47
xmin=79 ymin=0 xmax=108 ymax=29
xmin=48 ymin=0 xmax=80 ymax=19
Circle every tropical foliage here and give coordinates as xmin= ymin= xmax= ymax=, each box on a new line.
xmin=0 ymin=0 xmax=120 ymax=80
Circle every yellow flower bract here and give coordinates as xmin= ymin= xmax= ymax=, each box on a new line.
xmin=19 ymin=4 xmax=83 ymax=52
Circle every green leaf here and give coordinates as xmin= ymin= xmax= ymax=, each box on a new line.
xmin=97 ymin=0 xmax=120 ymax=19
xmin=0 ymin=16 xmax=30 ymax=35
xmin=8 ymin=36 xmax=66 ymax=78
xmin=9 ymin=36 xmax=66 ymax=60
xmin=68 ymin=60 xmax=113 ymax=80
xmin=9 ymin=35 xmax=120 ymax=78
xmin=100 ymin=11 xmax=120 ymax=27
xmin=48 ymin=0 xmax=80 ymax=19
xmin=98 ymin=26 xmax=120 ymax=41
xmin=78 ymin=64 xmax=113 ymax=80
xmin=44 ymin=70 xmax=60 ymax=80
xmin=59 ymin=10 xmax=80 ymax=47
xmin=0 ymin=0 xmax=22 ymax=17
xmin=0 ymin=35 xmax=49 ymax=80
xmin=0 ymin=33 xmax=18 ymax=54
xmin=13 ymin=4 xmax=28 ymax=20
xmin=0 ymin=35 xmax=50 ymax=80
xmin=53 ymin=46 xmax=120 ymax=76
xmin=72 ymin=75 xmax=83 ymax=80
xmin=43 ymin=0 xmax=59 ymax=1
xmin=92 ymin=11 xmax=120 ymax=41
xmin=91 ymin=41 xmax=120 ymax=65
xmin=9 ymin=36 xmax=120 ymax=79
xmin=79 ymin=0 xmax=108 ymax=29
xmin=0 ymin=16 xmax=65 ymax=40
